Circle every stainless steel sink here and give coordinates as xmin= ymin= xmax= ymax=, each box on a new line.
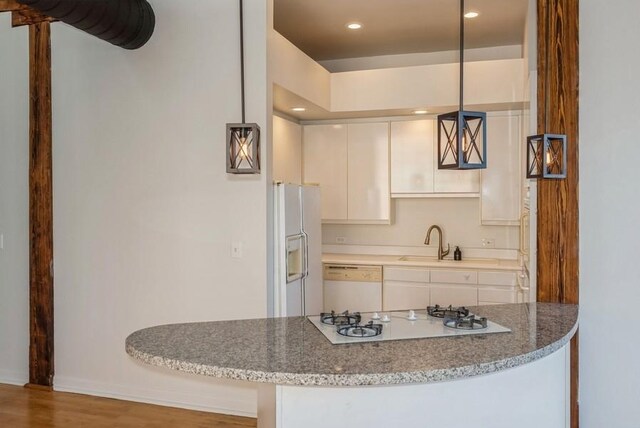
xmin=398 ymin=256 xmax=437 ymax=262
xmin=398 ymin=256 xmax=497 ymax=265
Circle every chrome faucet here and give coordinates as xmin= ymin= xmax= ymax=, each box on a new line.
xmin=424 ymin=225 xmax=450 ymax=261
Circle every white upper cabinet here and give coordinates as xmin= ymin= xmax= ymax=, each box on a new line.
xmin=302 ymin=124 xmax=348 ymax=221
xmin=390 ymin=120 xmax=434 ymax=194
xmin=302 ymin=122 xmax=390 ymax=224
xmin=272 ymin=115 xmax=302 ymax=185
xmin=480 ymin=113 xmax=522 ymax=225
xmin=347 ymin=123 xmax=390 ymax=222
xmin=390 ymin=119 xmax=479 ymax=197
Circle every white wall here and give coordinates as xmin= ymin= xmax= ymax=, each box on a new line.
xmin=0 ymin=15 xmax=29 ymax=385
xmin=331 ymin=59 xmax=525 ymax=112
xmin=323 ymin=198 xmax=519 ymax=251
xmin=272 ymin=115 xmax=301 ymax=184
xmin=270 ymin=30 xmax=331 ymax=110
xmin=319 ymin=45 xmax=523 ymax=73
xmin=43 ymin=0 xmax=269 ymax=416
xmin=580 ymin=0 xmax=640 ymax=426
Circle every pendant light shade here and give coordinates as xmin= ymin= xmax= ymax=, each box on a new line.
xmin=227 ymin=123 xmax=261 ymax=174
xmin=526 ymin=134 xmax=566 ymax=179
xmin=226 ymin=0 xmax=260 ymax=174
xmin=438 ymin=110 xmax=487 ymax=169
xmin=437 ymin=0 xmax=487 ymax=170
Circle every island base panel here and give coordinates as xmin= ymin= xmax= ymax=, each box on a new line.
xmin=258 ymin=344 xmax=570 ymax=428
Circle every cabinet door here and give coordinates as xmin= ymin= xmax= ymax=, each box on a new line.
xmin=347 ymin=122 xmax=390 ymax=222
xmin=303 ymin=124 xmax=348 ymax=221
xmin=481 ymin=114 xmax=521 ymax=225
xmin=390 ymin=120 xmax=434 ymax=194
xmin=383 ymin=281 xmax=430 ymax=311
xmin=433 ymin=122 xmax=480 ymax=193
xmin=430 ymin=284 xmax=478 ymax=307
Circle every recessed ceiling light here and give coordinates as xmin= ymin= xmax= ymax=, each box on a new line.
xmin=413 ymin=109 xmax=429 ymax=115
xmin=291 ymin=107 xmax=306 ymax=112
xmin=346 ymin=22 xmax=362 ymax=30
xmin=464 ymin=12 xmax=479 ymax=19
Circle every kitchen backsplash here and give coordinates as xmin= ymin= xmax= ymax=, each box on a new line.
xmin=322 ymin=198 xmax=519 ymax=250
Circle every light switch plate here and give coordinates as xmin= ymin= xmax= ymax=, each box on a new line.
xmin=231 ymin=241 xmax=243 ymax=258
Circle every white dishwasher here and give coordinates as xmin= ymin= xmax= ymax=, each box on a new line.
xmin=323 ymin=264 xmax=382 ymax=313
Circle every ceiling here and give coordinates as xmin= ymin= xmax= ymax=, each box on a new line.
xmin=274 ymin=0 xmax=528 ymax=61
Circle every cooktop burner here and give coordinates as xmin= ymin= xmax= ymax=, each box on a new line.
xmin=443 ymin=314 xmax=488 ymax=330
xmin=337 ymin=321 xmax=383 ymax=338
xmin=320 ymin=310 xmax=361 ymax=326
xmin=427 ymin=305 xmax=470 ymax=319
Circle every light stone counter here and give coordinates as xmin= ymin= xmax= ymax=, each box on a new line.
xmin=126 ymin=303 xmax=577 ymax=387
xmin=322 ymin=252 xmax=521 ymax=271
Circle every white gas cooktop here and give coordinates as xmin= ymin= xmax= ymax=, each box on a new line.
xmin=308 ymin=310 xmax=511 ymax=344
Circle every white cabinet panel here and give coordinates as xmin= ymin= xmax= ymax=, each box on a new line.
xmin=430 ymin=285 xmax=478 ymax=307
xmin=347 ymin=122 xmax=390 ymax=222
xmin=273 ymin=115 xmax=302 ymax=184
xmin=481 ymin=114 xmax=521 ymax=225
xmin=430 ymin=269 xmax=478 ymax=285
xmin=390 ymin=120 xmax=434 ymax=194
xmin=433 ymin=169 xmax=480 ymax=193
xmin=478 ymin=271 xmax=518 ymax=286
xmin=478 ymin=287 xmax=518 ymax=304
xmin=383 ymin=281 xmax=430 ymax=311
xmin=384 ymin=266 xmax=430 ymax=283
xmin=303 ymin=124 xmax=348 ymax=221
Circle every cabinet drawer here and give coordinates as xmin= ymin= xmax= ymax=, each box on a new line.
xmin=430 ymin=270 xmax=477 ymax=285
xmin=478 ymin=287 xmax=518 ymax=304
xmin=430 ymin=285 xmax=478 ymax=307
xmin=478 ymin=271 xmax=518 ymax=286
xmin=383 ymin=281 xmax=430 ymax=311
xmin=384 ymin=267 xmax=430 ymax=283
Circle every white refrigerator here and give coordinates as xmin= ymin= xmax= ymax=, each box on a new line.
xmin=274 ymin=183 xmax=323 ymax=317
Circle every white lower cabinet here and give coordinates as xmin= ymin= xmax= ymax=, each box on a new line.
xmin=383 ymin=266 xmax=519 ymax=310
xmin=430 ymin=284 xmax=478 ymax=307
xmin=383 ymin=281 xmax=430 ymax=311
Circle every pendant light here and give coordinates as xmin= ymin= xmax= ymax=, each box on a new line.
xmin=437 ymin=0 xmax=487 ymax=170
xmin=525 ymin=0 xmax=567 ymax=179
xmin=226 ymin=0 xmax=261 ymax=174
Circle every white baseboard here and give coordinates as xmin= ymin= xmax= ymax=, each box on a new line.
xmin=0 ymin=369 xmax=28 ymax=386
xmin=54 ymin=376 xmax=257 ymax=418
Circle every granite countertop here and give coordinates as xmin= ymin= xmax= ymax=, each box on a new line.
xmin=322 ymin=253 xmax=521 ymax=271
xmin=126 ymin=303 xmax=577 ymax=387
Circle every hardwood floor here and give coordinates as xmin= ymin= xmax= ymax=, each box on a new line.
xmin=0 ymin=384 xmax=257 ymax=428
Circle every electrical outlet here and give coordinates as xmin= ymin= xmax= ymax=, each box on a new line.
xmin=336 ymin=236 xmax=347 ymax=244
xmin=482 ymin=238 xmax=495 ymax=248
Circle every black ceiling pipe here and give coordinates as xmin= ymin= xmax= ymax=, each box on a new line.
xmin=17 ymin=0 xmax=155 ymax=50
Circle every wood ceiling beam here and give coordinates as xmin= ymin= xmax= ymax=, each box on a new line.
xmin=0 ymin=1 xmax=57 ymax=27
xmin=0 ymin=0 xmax=21 ymax=11
xmin=12 ymin=7 xmax=57 ymax=27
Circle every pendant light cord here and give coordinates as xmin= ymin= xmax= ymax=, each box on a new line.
xmin=239 ymin=0 xmax=246 ymax=123
xmin=459 ymin=0 xmax=464 ymax=111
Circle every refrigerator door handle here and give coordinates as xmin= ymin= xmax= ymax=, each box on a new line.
xmin=302 ymin=231 xmax=309 ymax=279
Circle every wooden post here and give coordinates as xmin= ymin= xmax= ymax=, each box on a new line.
xmin=537 ymin=0 xmax=579 ymax=426
xmin=28 ymin=20 xmax=54 ymax=388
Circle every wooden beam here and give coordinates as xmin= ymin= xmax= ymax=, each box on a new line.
xmin=28 ymin=21 xmax=54 ymax=388
xmin=12 ymin=7 xmax=57 ymax=27
xmin=537 ymin=0 xmax=579 ymax=427
xmin=0 ymin=0 xmax=21 ymax=12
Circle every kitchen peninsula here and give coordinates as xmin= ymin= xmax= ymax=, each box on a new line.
xmin=126 ymin=303 xmax=577 ymax=428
